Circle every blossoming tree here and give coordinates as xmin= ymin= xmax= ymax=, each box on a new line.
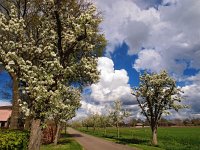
xmin=0 ymin=0 xmax=106 ymax=149
xmin=49 ymin=87 xmax=81 ymax=145
xmin=109 ymin=100 xmax=130 ymax=138
xmin=132 ymin=71 xmax=187 ymax=145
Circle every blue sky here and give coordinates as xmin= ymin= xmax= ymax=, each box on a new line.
xmin=1 ymin=0 xmax=200 ymax=119
xmin=0 ymin=70 xmax=12 ymax=106
xmin=110 ymin=43 xmax=139 ymax=86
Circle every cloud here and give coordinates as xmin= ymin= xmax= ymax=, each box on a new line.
xmin=134 ymin=49 xmax=166 ymax=72
xmin=134 ymin=0 xmax=200 ymax=74
xmin=163 ymin=72 xmax=200 ymax=119
xmin=93 ymin=0 xmax=159 ymax=55
xmin=79 ymin=101 xmax=106 ymax=115
xmin=77 ymin=57 xmax=137 ymax=116
xmin=181 ymin=72 xmax=200 ymax=115
xmin=94 ymin=0 xmax=200 ymax=75
xmin=90 ymin=57 xmax=134 ymax=103
xmin=0 ymin=100 xmax=11 ymax=106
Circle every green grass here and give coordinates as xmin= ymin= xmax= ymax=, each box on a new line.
xmin=77 ymin=127 xmax=200 ymax=150
xmin=41 ymin=134 xmax=82 ymax=150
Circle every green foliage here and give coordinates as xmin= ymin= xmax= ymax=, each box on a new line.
xmin=0 ymin=129 xmax=29 ymax=150
xmin=78 ymin=127 xmax=200 ymax=150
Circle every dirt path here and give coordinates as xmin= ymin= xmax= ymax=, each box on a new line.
xmin=67 ymin=128 xmax=138 ymax=150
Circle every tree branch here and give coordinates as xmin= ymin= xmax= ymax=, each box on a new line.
xmin=0 ymin=3 xmax=11 ymax=19
xmin=136 ymin=96 xmax=150 ymax=124
xmin=22 ymin=0 xmax=27 ymax=18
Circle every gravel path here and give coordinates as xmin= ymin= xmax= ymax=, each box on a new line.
xmin=67 ymin=128 xmax=138 ymax=150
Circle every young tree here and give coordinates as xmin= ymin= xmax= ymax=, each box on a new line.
xmin=99 ymin=114 xmax=110 ymax=136
xmin=49 ymin=87 xmax=81 ymax=145
xmin=132 ymin=70 xmax=187 ymax=145
xmin=82 ymin=116 xmax=93 ymax=130
xmin=90 ymin=113 xmax=100 ymax=131
xmin=109 ymin=100 xmax=130 ymax=138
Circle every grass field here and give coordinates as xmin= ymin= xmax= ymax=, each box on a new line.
xmin=41 ymin=133 xmax=82 ymax=150
xmin=77 ymin=127 xmax=200 ymax=150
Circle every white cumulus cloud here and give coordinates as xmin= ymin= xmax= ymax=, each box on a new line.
xmin=77 ymin=57 xmax=136 ymax=117
xmin=90 ymin=57 xmax=133 ymax=102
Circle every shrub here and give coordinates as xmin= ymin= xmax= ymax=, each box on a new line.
xmin=0 ymin=129 xmax=29 ymax=150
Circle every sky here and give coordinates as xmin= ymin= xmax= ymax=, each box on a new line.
xmin=78 ymin=0 xmax=200 ymax=119
xmin=0 ymin=0 xmax=200 ymax=119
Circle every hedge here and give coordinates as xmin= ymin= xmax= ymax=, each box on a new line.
xmin=0 ymin=129 xmax=29 ymax=150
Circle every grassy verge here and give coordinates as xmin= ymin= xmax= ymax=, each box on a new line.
xmin=41 ymin=133 xmax=82 ymax=150
xmin=77 ymin=127 xmax=200 ymax=150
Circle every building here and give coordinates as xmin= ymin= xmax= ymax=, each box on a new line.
xmin=0 ymin=106 xmax=12 ymax=128
xmin=135 ymin=123 xmax=144 ymax=128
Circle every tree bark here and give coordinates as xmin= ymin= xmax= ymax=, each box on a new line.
xmin=10 ymin=73 xmax=19 ymax=129
xmin=152 ymin=127 xmax=158 ymax=145
xmin=54 ymin=123 xmax=61 ymax=145
xmin=28 ymin=119 xmax=42 ymax=150
xmin=24 ymin=116 xmax=32 ymax=130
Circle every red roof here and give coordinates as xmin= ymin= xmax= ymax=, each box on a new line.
xmin=0 ymin=109 xmax=12 ymax=121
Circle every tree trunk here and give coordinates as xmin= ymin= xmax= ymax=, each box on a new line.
xmin=24 ymin=116 xmax=32 ymax=130
xmin=58 ymin=125 xmax=61 ymax=139
xmin=117 ymin=124 xmax=120 ymax=138
xmin=28 ymin=119 xmax=42 ymax=150
xmin=54 ymin=123 xmax=61 ymax=145
xmin=10 ymin=73 xmax=19 ymax=129
xmin=152 ymin=127 xmax=158 ymax=145
xmin=64 ymin=123 xmax=67 ymax=135
xmin=104 ymin=127 xmax=107 ymax=136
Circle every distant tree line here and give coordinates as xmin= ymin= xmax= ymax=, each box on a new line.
xmin=71 ymin=117 xmax=200 ymax=129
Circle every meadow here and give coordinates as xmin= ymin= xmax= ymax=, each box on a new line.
xmin=78 ymin=127 xmax=200 ymax=150
xmin=41 ymin=133 xmax=82 ymax=150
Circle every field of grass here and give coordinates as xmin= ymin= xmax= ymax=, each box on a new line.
xmin=77 ymin=126 xmax=200 ymax=150
xmin=41 ymin=133 xmax=82 ymax=150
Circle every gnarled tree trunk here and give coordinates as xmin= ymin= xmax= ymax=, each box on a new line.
xmin=54 ymin=123 xmax=61 ymax=145
xmin=28 ymin=119 xmax=42 ymax=150
xmin=10 ymin=73 xmax=19 ymax=129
